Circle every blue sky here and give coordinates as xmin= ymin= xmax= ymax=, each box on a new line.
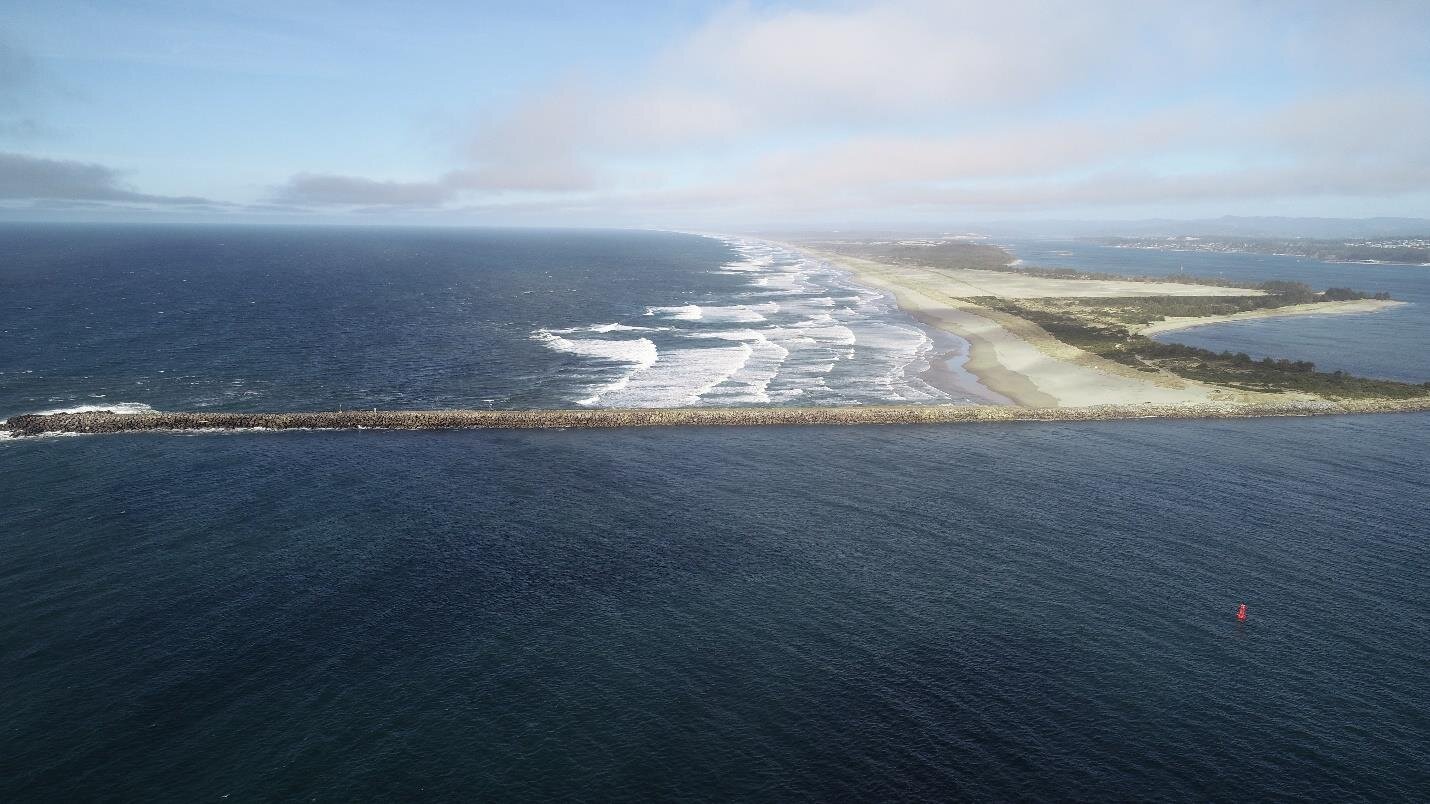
xmin=3 ymin=0 xmax=1430 ymax=226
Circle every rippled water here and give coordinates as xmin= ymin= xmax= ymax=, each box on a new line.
xmin=4 ymin=226 xmax=1428 ymax=800
xmin=0 ymin=225 xmax=990 ymax=421
xmin=1003 ymin=240 xmax=1430 ymax=382
xmin=3 ymin=418 xmax=1428 ymax=800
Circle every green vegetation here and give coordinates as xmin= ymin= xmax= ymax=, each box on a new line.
xmin=978 ymin=298 xmax=1430 ymax=400
xmin=1000 ymin=263 xmax=1248 ymax=288
xmin=974 ymin=282 xmax=1387 ymax=327
xmin=812 ymin=239 xmax=1252 ymax=286
xmin=807 ymin=240 xmax=1012 ymax=271
xmin=1324 ymin=287 xmax=1393 ymax=301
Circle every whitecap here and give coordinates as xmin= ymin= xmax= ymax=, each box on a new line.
xmin=533 ymin=331 xmax=658 ymax=365
xmin=644 ymin=304 xmax=702 ymax=321
xmin=532 ymin=330 xmax=660 ymax=405
xmin=16 ymin=402 xmax=158 ymax=417
xmin=718 ymin=255 xmax=773 ymax=273
xmin=547 ymin=323 xmax=663 ymax=334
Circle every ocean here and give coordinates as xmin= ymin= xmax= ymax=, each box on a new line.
xmin=0 ymin=225 xmax=990 ymax=420
xmin=3 ymin=226 xmax=1428 ymax=801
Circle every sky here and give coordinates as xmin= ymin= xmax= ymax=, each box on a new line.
xmin=2 ymin=0 xmax=1430 ymax=228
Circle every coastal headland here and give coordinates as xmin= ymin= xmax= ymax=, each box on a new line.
xmin=8 ymin=399 xmax=1430 ymax=437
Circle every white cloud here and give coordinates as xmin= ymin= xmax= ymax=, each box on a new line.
xmin=258 ymin=1 xmax=1430 ymax=220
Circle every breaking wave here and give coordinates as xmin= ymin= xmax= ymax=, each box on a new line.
xmin=15 ymin=402 xmax=158 ymax=417
xmin=535 ymin=236 xmax=987 ymax=407
xmin=644 ymin=304 xmax=703 ymax=321
xmin=547 ymin=323 xmax=663 ymax=334
xmin=532 ymin=331 xmax=660 ymax=405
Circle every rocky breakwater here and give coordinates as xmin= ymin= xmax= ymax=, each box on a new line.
xmin=7 ymin=398 xmax=1430 ymax=438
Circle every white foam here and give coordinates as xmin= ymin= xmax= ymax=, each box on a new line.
xmin=596 ymin=344 xmax=755 ymax=407
xmin=532 ymin=331 xmax=660 ymax=405
xmin=529 ymin=233 xmax=975 ymax=408
xmin=644 ymin=304 xmax=702 ymax=321
xmin=534 ymin=331 xmax=658 ymax=365
xmin=696 ymin=303 xmax=778 ymax=324
xmin=715 ymin=338 xmax=790 ymax=403
xmin=840 ymin=320 xmax=947 ymax=402
xmin=789 ymin=313 xmax=857 ymax=347
xmin=684 ymin=328 xmax=758 ymax=342
xmin=718 ymin=255 xmax=773 ymax=273
xmin=15 ymin=402 xmax=157 ymax=417
xmin=548 ymin=323 xmax=662 ymax=334
xmin=677 ymin=329 xmax=793 ymax=404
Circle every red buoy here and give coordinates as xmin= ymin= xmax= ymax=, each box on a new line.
xmin=1236 ymin=603 xmax=1247 ymax=622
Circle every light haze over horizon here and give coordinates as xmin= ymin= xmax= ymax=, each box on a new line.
xmin=3 ymin=0 xmax=1430 ymax=229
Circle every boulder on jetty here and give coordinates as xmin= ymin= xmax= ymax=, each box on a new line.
xmin=7 ymin=399 xmax=1430 ymax=438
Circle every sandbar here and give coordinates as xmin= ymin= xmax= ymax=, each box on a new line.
xmin=1138 ymin=299 xmax=1406 ymax=336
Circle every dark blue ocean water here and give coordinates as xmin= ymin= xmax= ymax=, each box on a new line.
xmin=1003 ymin=240 xmax=1430 ymax=383
xmin=0 ymin=225 xmax=977 ymax=420
xmin=3 ymin=420 xmax=1428 ymax=801
xmin=3 ymin=227 xmax=1429 ymax=801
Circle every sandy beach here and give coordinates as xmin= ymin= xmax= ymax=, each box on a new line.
xmin=793 ymin=245 xmax=1416 ymax=409
xmin=809 ymin=249 xmax=1264 ymax=408
xmin=1137 ymin=298 xmax=1406 ymax=335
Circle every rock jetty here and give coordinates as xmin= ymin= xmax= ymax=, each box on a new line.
xmin=7 ymin=398 xmax=1430 ymax=437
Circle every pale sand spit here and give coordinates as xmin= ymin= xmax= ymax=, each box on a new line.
xmin=832 ymin=261 xmax=1264 ymax=299
xmin=1137 ymin=299 xmax=1407 ymax=336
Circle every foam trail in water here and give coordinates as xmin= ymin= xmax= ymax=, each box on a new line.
xmin=716 ymin=255 xmax=773 ymax=273
xmin=696 ymin=303 xmax=778 ymax=324
xmin=684 ymin=329 xmax=791 ymax=404
xmin=597 ymin=343 xmax=756 ymax=407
